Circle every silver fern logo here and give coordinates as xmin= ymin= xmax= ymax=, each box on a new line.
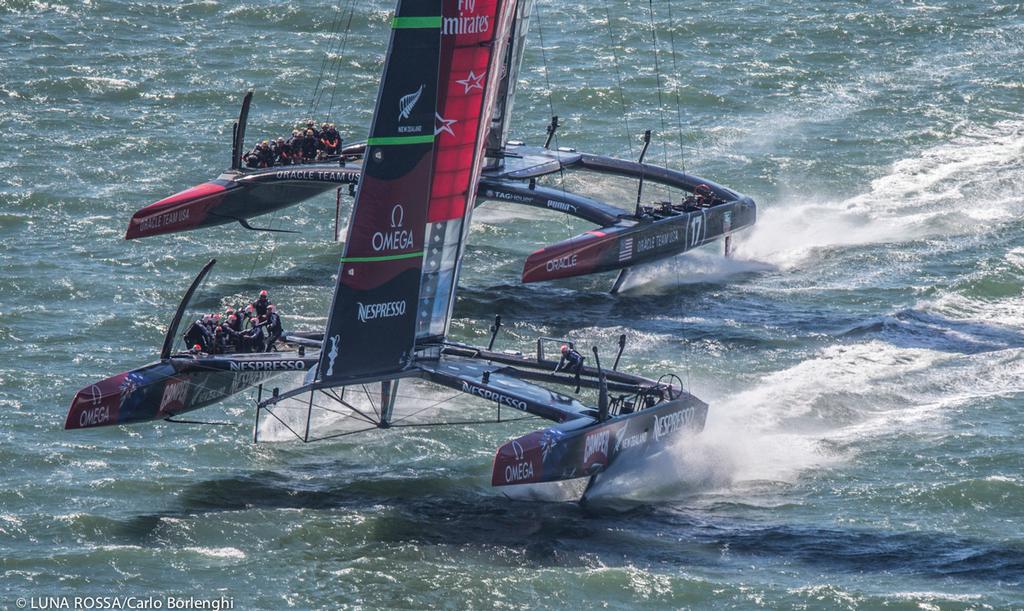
xmin=325 ymin=334 xmax=341 ymax=376
xmin=398 ymin=84 xmax=424 ymax=121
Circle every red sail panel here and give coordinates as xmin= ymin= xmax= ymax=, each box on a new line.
xmin=416 ymin=0 xmax=517 ymax=339
xmin=428 ymin=0 xmax=499 ymax=223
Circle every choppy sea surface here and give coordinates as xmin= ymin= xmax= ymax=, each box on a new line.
xmin=2 ymin=0 xmax=1023 ymax=608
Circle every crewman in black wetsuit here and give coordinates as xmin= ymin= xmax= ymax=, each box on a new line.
xmin=253 ymin=290 xmax=271 ymax=318
xmin=556 ymin=344 xmax=586 ymax=393
xmin=217 ymin=315 xmax=243 ymax=353
xmin=318 ymin=122 xmax=340 ymax=158
xmin=246 ymin=141 xmax=275 ymax=168
xmin=264 ymin=304 xmax=283 ymax=351
xmin=301 ymin=129 xmax=318 ymax=162
xmin=304 ymin=119 xmax=319 ymax=140
xmin=272 ymin=137 xmax=294 ymax=166
xmin=286 ymin=129 xmax=302 ymax=152
xmin=183 ymin=317 xmax=214 ymax=353
xmin=229 ymin=308 xmax=245 ymax=333
xmin=243 ymin=316 xmax=266 ymax=353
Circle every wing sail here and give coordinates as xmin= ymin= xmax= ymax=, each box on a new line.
xmin=318 ymin=0 xmax=516 ymax=383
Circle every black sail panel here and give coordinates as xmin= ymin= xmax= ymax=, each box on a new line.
xmin=318 ymin=1 xmax=443 ymax=383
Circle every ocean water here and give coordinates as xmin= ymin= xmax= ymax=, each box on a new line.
xmin=2 ymin=0 xmax=1023 ymax=608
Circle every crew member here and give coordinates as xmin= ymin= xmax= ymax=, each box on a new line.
xmin=556 ymin=344 xmax=586 ymax=393
xmin=264 ymin=304 xmax=283 ymax=351
xmin=246 ymin=140 xmax=275 ymax=168
xmin=286 ymin=129 xmax=303 ymax=152
xmin=694 ymin=183 xmax=715 ymax=207
xmin=319 ymin=122 xmax=340 ymax=157
xmin=272 ymin=137 xmax=294 ymax=165
xmin=243 ymin=316 xmax=266 ymax=353
xmin=230 ymin=308 xmax=245 ymax=332
xmin=304 ymin=119 xmax=319 ymax=139
xmin=183 ymin=317 xmax=214 ymax=353
xmin=217 ymin=315 xmax=243 ymax=353
xmin=253 ymin=289 xmax=271 ymax=317
xmin=301 ymin=129 xmax=318 ymax=162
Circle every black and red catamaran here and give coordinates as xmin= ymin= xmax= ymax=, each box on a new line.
xmin=124 ymin=0 xmax=756 ymax=292
xmin=68 ymin=0 xmax=709 ymax=501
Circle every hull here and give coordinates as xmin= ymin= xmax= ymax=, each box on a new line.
xmin=522 ymin=198 xmax=756 ymax=283
xmin=491 ymin=394 xmax=708 ymax=487
xmin=66 ymin=352 xmax=318 ymax=430
xmin=124 ymin=165 xmax=361 ymax=239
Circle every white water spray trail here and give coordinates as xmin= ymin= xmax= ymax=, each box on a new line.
xmin=737 ymin=120 xmax=1024 ymax=269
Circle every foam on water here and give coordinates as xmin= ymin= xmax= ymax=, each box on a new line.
xmin=737 ymin=120 xmax=1024 ymax=269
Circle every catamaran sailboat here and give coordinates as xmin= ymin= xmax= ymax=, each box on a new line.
xmin=67 ymin=0 xmax=708 ymax=501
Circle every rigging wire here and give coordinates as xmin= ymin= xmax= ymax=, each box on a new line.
xmin=308 ymin=0 xmax=347 ymax=118
xmin=664 ymin=0 xmax=687 ymax=171
xmin=602 ymin=0 xmax=633 ymax=157
xmin=646 ymin=0 xmax=670 ymax=169
xmin=325 ymin=0 xmax=359 ymax=122
xmin=534 ymin=1 xmax=583 ymax=291
xmin=314 ymin=0 xmax=356 ymax=120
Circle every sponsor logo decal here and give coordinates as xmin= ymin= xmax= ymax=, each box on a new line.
xmin=371 ymin=204 xmax=414 ymax=252
xmin=653 ymin=407 xmax=697 ymax=441
xmin=615 ymin=430 xmax=648 ymax=452
xmin=546 ymin=200 xmax=578 ymax=214
xmin=397 ymin=84 xmax=426 ymax=134
xmin=444 ymin=0 xmax=490 ymax=36
xmin=545 ymin=253 xmax=577 ymax=273
xmin=79 ymin=404 xmax=110 ymax=427
xmin=398 ymin=84 xmax=424 ymax=120
xmin=228 ymin=360 xmax=307 ymax=371
xmin=434 ymin=113 xmax=457 ymax=137
xmin=636 ymin=228 xmax=682 ymax=254
xmin=456 ymin=70 xmax=485 ymax=94
xmin=326 ymin=335 xmax=340 ymax=377
xmin=583 ymin=429 xmax=610 ymax=466
xmin=191 ymin=382 xmax=225 ymax=405
xmin=273 ymin=169 xmax=360 ymax=183
xmin=504 ymin=460 xmax=534 ymax=483
xmin=139 ymin=208 xmax=191 ymax=232
xmin=488 ymin=189 xmax=531 ymax=204
xmin=356 ymin=300 xmax=407 ymax=323
xmin=461 ymin=381 xmax=528 ymax=411
xmin=512 ymin=440 xmax=525 ymax=460
xmin=227 ymin=371 xmax=275 ymax=395
xmin=158 ymin=377 xmax=189 ymax=415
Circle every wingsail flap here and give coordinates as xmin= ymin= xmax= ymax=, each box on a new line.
xmin=319 ymin=0 xmax=518 ymax=383
xmin=416 ymin=0 xmax=518 ymax=339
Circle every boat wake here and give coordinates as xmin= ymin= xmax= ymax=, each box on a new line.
xmin=587 ymin=334 xmax=1024 ymax=506
xmin=736 ymin=120 xmax=1024 ymax=270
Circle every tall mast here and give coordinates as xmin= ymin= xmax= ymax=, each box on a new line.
xmin=486 ymin=0 xmax=535 ymax=165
